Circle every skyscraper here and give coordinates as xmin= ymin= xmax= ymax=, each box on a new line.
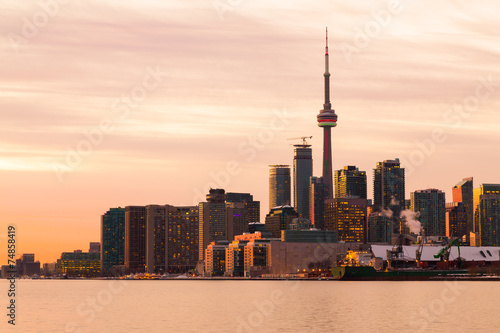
xmin=199 ymin=189 xmax=227 ymax=261
xmin=101 ymin=207 xmax=125 ymax=275
xmin=474 ymin=184 xmax=500 ymax=246
xmin=452 ymin=177 xmax=474 ymax=238
xmin=373 ymin=158 xmax=405 ymax=234
xmin=309 ymin=176 xmax=327 ymax=230
xmin=317 ymin=28 xmax=338 ymax=199
xmin=410 ymin=189 xmax=446 ymax=236
xmin=293 ymin=143 xmax=312 ymax=219
xmin=269 ymin=165 xmax=291 ymax=210
xmin=334 ymin=165 xmax=367 ymax=199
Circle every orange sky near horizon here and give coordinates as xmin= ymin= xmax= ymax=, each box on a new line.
xmin=1 ymin=0 xmax=500 ymax=265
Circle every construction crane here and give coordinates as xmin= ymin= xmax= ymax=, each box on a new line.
xmin=415 ymin=236 xmax=425 ymax=268
xmin=287 ymin=136 xmax=312 ymax=145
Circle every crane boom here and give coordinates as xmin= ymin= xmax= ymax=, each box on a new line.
xmin=287 ymin=136 xmax=312 ymax=145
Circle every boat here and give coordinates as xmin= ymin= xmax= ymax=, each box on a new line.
xmin=331 ymin=265 xmax=468 ymax=281
xmin=331 ymin=239 xmax=468 ymax=281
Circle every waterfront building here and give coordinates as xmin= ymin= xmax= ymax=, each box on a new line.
xmin=309 ymin=176 xmax=327 ymax=230
xmin=325 ymin=198 xmax=368 ymax=243
xmin=124 ymin=206 xmax=147 ymax=273
xmin=145 ymin=205 xmax=199 ymax=274
xmin=146 ymin=205 xmax=168 ymax=274
xmin=101 ymin=207 xmax=125 ymax=275
xmin=205 ymin=241 xmax=229 ymax=277
xmin=293 ymin=142 xmax=313 ymax=219
xmin=269 ymin=165 xmax=291 ymax=210
xmin=410 ymin=189 xmax=446 ymax=236
xmin=244 ymin=239 xmax=271 ymax=277
xmin=225 ymin=240 xmax=248 ymax=277
xmin=15 ymin=254 xmax=41 ymax=277
xmin=373 ymin=158 xmax=405 ymax=234
xmin=334 ymin=165 xmax=367 ymax=199
xmin=57 ymin=251 xmax=100 ymax=277
xmin=167 ymin=206 xmax=199 ymax=273
xmin=265 ymin=205 xmax=299 ymax=238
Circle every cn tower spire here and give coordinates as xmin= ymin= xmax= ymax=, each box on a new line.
xmin=317 ymin=26 xmax=338 ymax=199
xmin=324 ymin=27 xmax=331 ymax=110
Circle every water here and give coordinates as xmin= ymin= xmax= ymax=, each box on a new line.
xmin=1 ymin=279 xmax=499 ymax=333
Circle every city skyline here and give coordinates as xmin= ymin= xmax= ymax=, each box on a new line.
xmin=2 ymin=1 xmax=500 ymax=265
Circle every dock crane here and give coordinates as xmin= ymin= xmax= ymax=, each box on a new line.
xmin=287 ymin=136 xmax=312 ymax=145
xmin=434 ymin=238 xmax=461 ymax=261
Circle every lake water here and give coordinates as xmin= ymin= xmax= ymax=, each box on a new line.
xmin=1 ymin=279 xmax=499 ymax=332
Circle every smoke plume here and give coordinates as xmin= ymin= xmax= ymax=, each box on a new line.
xmin=400 ymin=210 xmax=421 ymax=235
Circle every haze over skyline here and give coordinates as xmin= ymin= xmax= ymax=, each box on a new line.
xmin=1 ymin=0 xmax=500 ymax=265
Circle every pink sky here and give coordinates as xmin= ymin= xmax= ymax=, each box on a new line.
xmin=1 ymin=0 xmax=500 ymax=265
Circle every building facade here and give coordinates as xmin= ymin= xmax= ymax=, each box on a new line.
xmin=124 ymin=206 xmax=147 ymax=273
xmin=199 ymin=189 xmax=227 ymax=261
xmin=474 ymin=184 xmax=500 ymax=246
xmin=309 ymin=176 xmax=327 ymax=230
xmin=334 ymin=165 xmax=367 ymax=199
xmin=373 ymin=158 xmax=405 ymax=234
xmin=452 ymin=177 xmax=474 ymax=240
xmin=446 ymin=202 xmax=467 ymax=243
xmin=410 ymin=189 xmax=446 ymax=237
xmin=265 ymin=205 xmax=299 ymax=238
xmin=101 ymin=207 xmax=125 ymax=275
xmin=325 ymin=198 xmax=368 ymax=243
xmin=57 ymin=251 xmax=100 ymax=277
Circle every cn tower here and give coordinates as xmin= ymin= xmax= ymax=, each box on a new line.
xmin=317 ymin=27 xmax=337 ymax=199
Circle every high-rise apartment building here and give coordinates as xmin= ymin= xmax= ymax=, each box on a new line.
xmin=410 ymin=189 xmax=446 ymax=236
xmin=269 ymin=165 xmax=291 ymax=210
xmin=373 ymin=158 xmax=405 ymax=234
xmin=101 ymin=207 xmax=125 ymax=275
xmin=166 ymin=206 xmax=199 ymax=273
xmin=335 ymin=165 xmax=367 ymax=199
xmin=146 ymin=205 xmax=168 ymax=273
xmin=124 ymin=206 xmax=147 ymax=273
xmin=293 ymin=143 xmax=312 ymax=219
xmin=199 ymin=189 xmax=227 ymax=261
xmin=145 ymin=205 xmax=199 ymax=274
